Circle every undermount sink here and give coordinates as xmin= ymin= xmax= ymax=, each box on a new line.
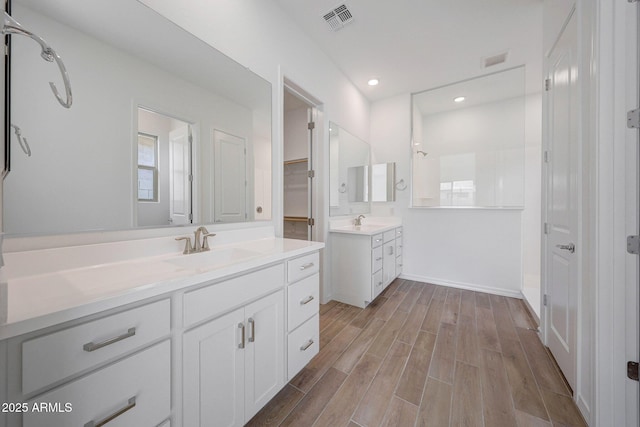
xmin=163 ymin=247 xmax=261 ymax=271
xmin=335 ymin=224 xmax=388 ymax=232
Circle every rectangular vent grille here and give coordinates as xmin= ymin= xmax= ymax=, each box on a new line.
xmin=323 ymin=4 xmax=354 ymax=31
xmin=483 ymin=51 xmax=508 ymax=68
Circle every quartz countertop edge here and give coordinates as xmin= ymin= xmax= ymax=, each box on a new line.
xmin=329 ymin=223 xmax=401 ymax=235
xmin=0 ymin=238 xmax=324 ymax=340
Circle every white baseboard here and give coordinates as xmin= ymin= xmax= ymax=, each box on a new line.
xmin=398 ymin=273 xmax=523 ymax=299
xmin=576 ymin=393 xmax=591 ymax=426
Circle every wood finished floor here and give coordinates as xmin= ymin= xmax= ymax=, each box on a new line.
xmin=247 ymin=279 xmax=587 ymax=427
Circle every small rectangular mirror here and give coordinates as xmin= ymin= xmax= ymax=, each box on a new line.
xmin=329 ymin=122 xmax=370 ymax=216
xmin=371 ymin=162 xmax=396 ymax=202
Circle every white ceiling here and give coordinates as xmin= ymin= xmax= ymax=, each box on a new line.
xmin=273 ymin=0 xmax=543 ymax=102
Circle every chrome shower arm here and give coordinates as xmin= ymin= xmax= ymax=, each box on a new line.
xmin=10 ymin=124 xmax=31 ymax=156
xmin=46 ymin=47 xmax=72 ymax=108
xmin=2 ymin=12 xmax=72 ymax=108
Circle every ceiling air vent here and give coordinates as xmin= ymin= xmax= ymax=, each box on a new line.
xmin=323 ymin=4 xmax=354 ymax=31
xmin=482 ymin=51 xmax=509 ymax=68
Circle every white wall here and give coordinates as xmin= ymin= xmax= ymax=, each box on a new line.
xmin=415 ymin=96 xmax=526 ymax=207
xmin=283 ymin=106 xmax=308 ymax=162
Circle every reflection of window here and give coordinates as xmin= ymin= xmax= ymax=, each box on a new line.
xmin=138 ymin=133 xmax=158 ymax=202
xmin=440 ymin=180 xmax=475 ymax=206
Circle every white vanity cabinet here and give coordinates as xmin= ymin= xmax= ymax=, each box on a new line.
xmin=285 ymin=252 xmax=320 ymax=380
xmin=331 ymin=226 xmax=403 ymax=308
xmin=4 ymin=299 xmax=172 ymax=427
xmin=1 ymin=242 xmax=322 ymax=427
xmin=183 ymin=290 xmax=284 ymax=427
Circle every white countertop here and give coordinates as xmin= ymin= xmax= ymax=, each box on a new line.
xmin=329 ymin=223 xmax=400 ymax=235
xmin=0 ymin=237 xmax=324 ymax=340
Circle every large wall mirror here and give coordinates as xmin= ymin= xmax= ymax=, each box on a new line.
xmin=4 ymin=0 xmax=272 ymax=235
xmin=329 ymin=122 xmax=370 ymax=216
xmin=411 ymin=66 xmax=525 ymax=208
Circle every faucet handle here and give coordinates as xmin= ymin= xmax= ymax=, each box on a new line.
xmin=202 ymin=233 xmax=216 ymax=251
xmin=175 ymin=236 xmax=193 ymax=254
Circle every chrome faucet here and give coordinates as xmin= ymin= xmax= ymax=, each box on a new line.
xmin=355 ymin=215 xmax=365 ymax=226
xmin=175 ymin=226 xmax=216 ymax=254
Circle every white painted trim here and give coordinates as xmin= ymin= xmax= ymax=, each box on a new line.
xmin=280 ymin=71 xmax=329 ymax=303
xmin=594 ymin=0 xmax=637 ymax=426
xmin=399 ymin=273 xmax=523 ymax=299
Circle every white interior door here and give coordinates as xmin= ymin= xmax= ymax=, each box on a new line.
xmin=214 ymin=130 xmax=247 ymax=223
xmin=544 ymin=10 xmax=578 ymax=392
xmin=169 ymin=124 xmax=192 ymax=225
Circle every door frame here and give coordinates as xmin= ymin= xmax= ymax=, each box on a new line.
xmin=280 ymin=74 xmax=328 ymax=301
xmin=282 ymin=79 xmax=322 ymax=242
xmin=587 ymin=0 xmax=639 ymax=425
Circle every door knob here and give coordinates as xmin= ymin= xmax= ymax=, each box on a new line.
xmin=556 ymin=243 xmax=575 ymax=253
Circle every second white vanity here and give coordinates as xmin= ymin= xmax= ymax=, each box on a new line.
xmin=330 ymin=219 xmax=403 ymax=308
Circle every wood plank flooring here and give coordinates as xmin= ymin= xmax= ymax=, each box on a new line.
xmin=247 ymin=279 xmax=587 ymax=427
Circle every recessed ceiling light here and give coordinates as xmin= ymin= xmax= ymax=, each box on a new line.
xmin=454 ymin=96 xmax=465 ymax=103
xmin=368 ymin=79 xmax=379 ymax=86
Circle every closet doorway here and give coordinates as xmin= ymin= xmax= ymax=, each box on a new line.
xmin=283 ymin=85 xmax=318 ymax=240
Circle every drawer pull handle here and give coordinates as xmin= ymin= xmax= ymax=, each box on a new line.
xmin=300 ymin=295 xmax=315 ymax=305
xmin=299 ymin=262 xmax=314 ymax=271
xmin=248 ymin=318 xmax=255 ymax=343
xmin=375 ymin=257 xmax=383 ymax=261
xmin=238 ymin=323 xmax=245 ymax=349
xmin=375 ymin=238 xmax=382 ymax=242
xmin=83 ymin=328 xmax=136 ymax=352
xmin=300 ymin=339 xmax=314 ymax=351
xmin=84 ymin=396 xmax=136 ymax=427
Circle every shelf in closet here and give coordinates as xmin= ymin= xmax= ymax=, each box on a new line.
xmin=284 ymin=158 xmax=308 ymax=166
xmin=284 ymin=216 xmax=308 ymax=223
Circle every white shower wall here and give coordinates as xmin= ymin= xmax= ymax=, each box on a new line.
xmin=369 ymin=92 xmax=542 ymax=298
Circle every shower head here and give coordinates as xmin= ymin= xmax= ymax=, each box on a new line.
xmin=2 ymin=12 xmax=72 ymax=108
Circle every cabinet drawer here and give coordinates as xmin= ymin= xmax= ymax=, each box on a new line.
xmin=287 ymin=314 xmax=319 ymax=381
xmin=184 ymin=263 xmax=284 ymax=327
xmin=372 ymin=270 xmax=384 ymax=299
xmin=395 ymin=227 xmax=403 ymax=238
xmin=24 ymin=340 xmax=170 ymax=427
xmin=383 ymin=230 xmax=396 ymax=243
xmin=287 ymin=252 xmax=319 ymax=283
xmin=371 ymin=233 xmax=384 ymax=248
xmin=22 ymin=299 xmax=170 ymax=395
xmin=396 ymin=256 xmax=403 ymax=275
xmin=396 ymin=237 xmax=403 ymax=257
xmin=287 ymin=274 xmax=319 ymax=331
xmin=372 ymin=245 xmax=383 ymax=273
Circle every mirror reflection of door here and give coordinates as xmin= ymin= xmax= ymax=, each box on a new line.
xmin=137 ymin=107 xmax=193 ymax=227
xmin=169 ymin=124 xmax=192 ymax=225
xmin=213 ymin=130 xmax=247 ymax=223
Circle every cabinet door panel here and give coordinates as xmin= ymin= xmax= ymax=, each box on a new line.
xmin=383 ymin=241 xmax=396 ymax=286
xmin=183 ymin=308 xmax=245 ymax=427
xmin=244 ymin=290 xmax=284 ymax=420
